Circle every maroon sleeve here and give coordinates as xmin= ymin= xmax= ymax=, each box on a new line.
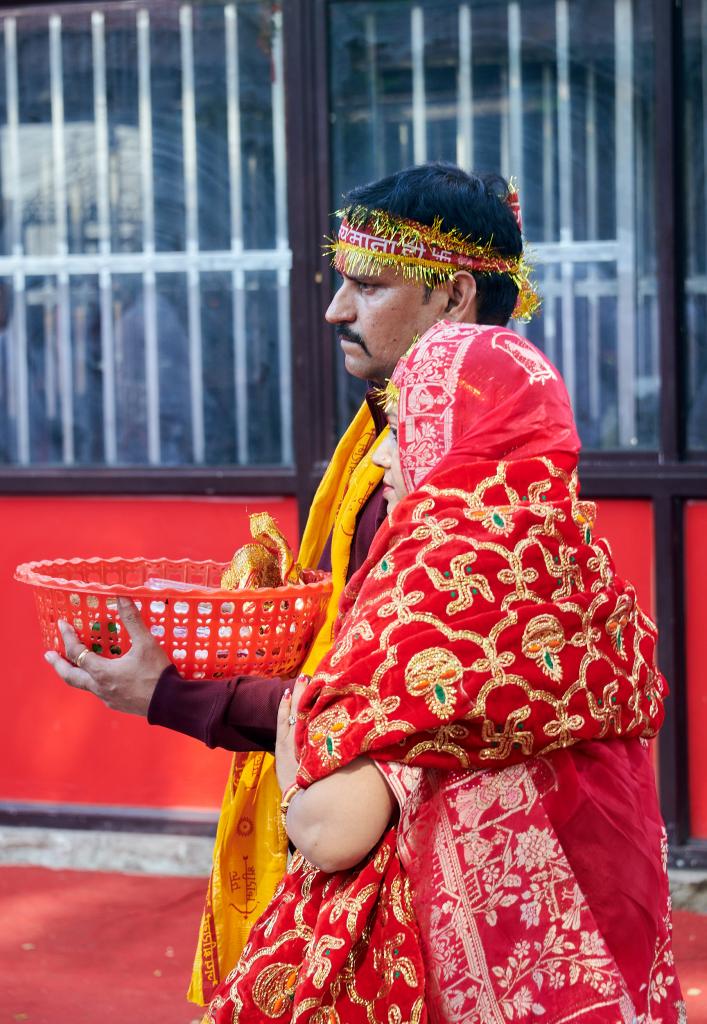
xmin=147 ymin=664 xmax=288 ymax=752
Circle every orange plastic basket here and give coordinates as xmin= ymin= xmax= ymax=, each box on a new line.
xmin=15 ymin=557 xmax=332 ymax=679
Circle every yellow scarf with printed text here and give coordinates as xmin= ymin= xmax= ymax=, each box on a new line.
xmin=188 ymin=401 xmax=386 ymax=1005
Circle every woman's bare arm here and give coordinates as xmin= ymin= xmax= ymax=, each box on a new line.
xmin=276 ymin=686 xmax=395 ymax=873
xmin=286 ymin=757 xmax=394 ymax=872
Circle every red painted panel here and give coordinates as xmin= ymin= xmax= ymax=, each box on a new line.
xmin=587 ymin=498 xmax=659 ymax=785
xmin=0 ymin=493 xmax=661 ymax=816
xmin=591 ymin=499 xmax=655 ymax=617
xmin=686 ymin=503 xmax=707 ymax=839
xmin=0 ymin=495 xmax=298 ymax=811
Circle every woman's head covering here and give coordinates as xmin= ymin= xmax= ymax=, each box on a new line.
xmin=389 ymin=320 xmax=581 ymax=491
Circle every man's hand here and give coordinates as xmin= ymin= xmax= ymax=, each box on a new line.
xmin=44 ymin=597 xmax=171 ymax=716
xmin=275 ymin=676 xmax=307 ymax=792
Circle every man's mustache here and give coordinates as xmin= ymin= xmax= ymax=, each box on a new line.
xmin=337 ymin=326 xmax=371 ymax=357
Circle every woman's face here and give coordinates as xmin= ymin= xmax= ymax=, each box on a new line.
xmin=372 ymin=405 xmax=408 ymax=512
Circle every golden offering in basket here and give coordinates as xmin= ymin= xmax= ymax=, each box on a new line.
xmin=221 ymin=511 xmax=303 ymax=590
xmin=15 ymin=513 xmax=332 ymax=680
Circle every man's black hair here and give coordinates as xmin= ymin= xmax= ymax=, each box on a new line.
xmin=341 ymin=162 xmax=522 ymax=326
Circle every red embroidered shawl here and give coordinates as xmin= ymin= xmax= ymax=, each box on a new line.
xmin=204 ymin=325 xmax=668 ymax=1024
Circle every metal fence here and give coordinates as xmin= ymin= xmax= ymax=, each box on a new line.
xmin=0 ymin=0 xmax=292 ymax=468
xmin=329 ymin=0 xmax=658 ymax=451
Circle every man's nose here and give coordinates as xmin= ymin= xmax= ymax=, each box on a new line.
xmin=325 ymin=282 xmax=354 ymax=324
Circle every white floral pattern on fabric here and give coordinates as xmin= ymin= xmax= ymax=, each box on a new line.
xmin=377 ymin=750 xmax=685 ymax=1024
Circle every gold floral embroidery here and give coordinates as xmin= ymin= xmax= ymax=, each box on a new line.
xmin=467 ymin=504 xmax=516 ymax=537
xmin=308 ymin=708 xmax=352 ymax=768
xmin=606 ymin=593 xmax=634 ymax=659
xmin=521 ymin=614 xmax=566 ymax=682
xmin=404 ymin=647 xmax=463 ymax=719
xmin=373 ymin=842 xmax=392 ymax=873
xmin=403 ymin=722 xmax=471 ymax=766
xmin=371 ymin=554 xmax=395 ymax=580
xmin=327 ymin=882 xmax=379 ymax=940
xmin=572 ymin=499 xmax=596 ymax=544
xmin=251 ymin=961 xmax=300 ymax=1017
xmin=328 ymin=619 xmax=374 ymax=666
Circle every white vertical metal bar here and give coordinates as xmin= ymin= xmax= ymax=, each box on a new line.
xmin=4 ymin=18 xmax=30 ymax=464
xmin=703 ymin=0 xmax=707 ymax=280
xmin=180 ymin=3 xmax=205 ymax=463
xmin=137 ymin=9 xmax=160 ymax=465
xmin=456 ymin=4 xmax=473 ymax=171
xmin=271 ymin=6 xmax=292 ymax=465
xmin=43 ymin=298 xmax=56 ymax=419
xmin=92 ymin=11 xmax=117 ymax=463
xmin=225 ymin=4 xmax=243 ymax=256
xmin=500 ymin=68 xmax=510 ymax=179
xmin=38 ymin=158 xmax=56 ymax=423
xmin=49 ymin=14 xmax=74 ymax=464
xmin=507 ymin=1 xmax=524 ymax=187
xmin=615 ymin=0 xmax=636 ymax=445
xmin=541 ymin=64 xmax=558 ymax=365
xmin=225 ymin=2 xmax=247 ymax=464
xmin=411 ymin=6 xmax=426 ymax=164
xmin=556 ymin=0 xmax=576 ymax=409
xmin=585 ymin=66 xmax=601 ymax=421
xmin=366 ymin=13 xmax=384 ymax=180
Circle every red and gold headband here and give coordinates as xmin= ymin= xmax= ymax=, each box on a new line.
xmin=328 ymin=191 xmax=540 ymax=322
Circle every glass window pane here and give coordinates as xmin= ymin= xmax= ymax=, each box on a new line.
xmin=684 ymin=0 xmax=707 ymax=450
xmin=0 ymin=0 xmax=291 ymax=469
xmin=329 ymin=0 xmax=658 ymax=451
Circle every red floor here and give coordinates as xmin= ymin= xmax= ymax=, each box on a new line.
xmin=0 ymin=866 xmax=705 ymax=1022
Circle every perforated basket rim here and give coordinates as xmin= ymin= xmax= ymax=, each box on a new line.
xmin=14 ymin=556 xmax=332 ymax=599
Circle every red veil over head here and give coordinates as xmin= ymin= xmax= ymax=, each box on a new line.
xmin=390 ymin=320 xmax=581 ymax=490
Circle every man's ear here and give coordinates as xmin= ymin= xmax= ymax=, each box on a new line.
xmin=442 ymin=272 xmax=478 ymax=323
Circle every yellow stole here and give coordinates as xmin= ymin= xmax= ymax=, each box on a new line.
xmin=188 ymin=401 xmax=386 ymax=1005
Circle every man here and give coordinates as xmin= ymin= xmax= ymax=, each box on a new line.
xmin=44 ymin=160 xmax=536 ymax=1001
xmin=45 ymin=161 xmax=530 ymax=745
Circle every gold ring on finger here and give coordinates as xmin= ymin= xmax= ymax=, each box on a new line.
xmin=75 ymin=647 xmax=90 ymax=670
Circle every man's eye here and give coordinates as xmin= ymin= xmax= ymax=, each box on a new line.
xmin=389 ymin=426 xmax=398 ymax=440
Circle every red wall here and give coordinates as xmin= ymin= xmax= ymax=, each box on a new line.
xmin=0 ymin=495 xmax=667 ymax=818
xmin=0 ymin=495 xmax=298 ymax=812
xmin=685 ymin=503 xmax=707 ymax=839
xmin=592 ymin=499 xmax=655 ymax=615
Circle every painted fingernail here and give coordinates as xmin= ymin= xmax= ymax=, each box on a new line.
xmin=283 ymin=688 xmax=291 ymax=699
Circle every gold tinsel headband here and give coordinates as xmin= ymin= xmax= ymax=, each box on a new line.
xmin=327 ymin=202 xmax=541 ymax=322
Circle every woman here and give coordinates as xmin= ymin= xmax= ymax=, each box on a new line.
xmin=205 ymin=321 xmax=683 ymax=1023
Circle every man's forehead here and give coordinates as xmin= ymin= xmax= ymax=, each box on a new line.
xmin=338 ymin=263 xmax=421 ymax=287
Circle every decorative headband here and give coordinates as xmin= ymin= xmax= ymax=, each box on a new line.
xmin=327 ymin=192 xmax=540 ymax=322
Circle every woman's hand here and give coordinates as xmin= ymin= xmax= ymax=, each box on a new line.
xmin=275 ymin=675 xmax=307 ymax=792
